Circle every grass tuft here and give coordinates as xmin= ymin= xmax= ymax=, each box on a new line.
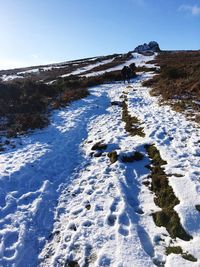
xmin=122 ymin=101 xmax=145 ymax=137
xmin=145 ymin=51 xmax=200 ymax=123
xmin=166 ymin=246 xmax=197 ymax=262
xmin=145 ymin=144 xmax=192 ymax=241
xmin=166 ymin=246 xmax=182 ymax=255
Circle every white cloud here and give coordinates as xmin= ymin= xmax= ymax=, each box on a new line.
xmin=179 ymin=4 xmax=200 ymax=16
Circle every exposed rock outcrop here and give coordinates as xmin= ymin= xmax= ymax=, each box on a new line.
xmin=134 ymin=41 xmax=160 ymax=53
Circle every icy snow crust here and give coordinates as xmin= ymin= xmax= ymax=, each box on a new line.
xmin=1 ymin=54 xmax=200 ymax=266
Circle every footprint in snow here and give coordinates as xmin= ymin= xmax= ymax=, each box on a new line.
xmin=99 ymin=255 xmax=111 ymax=267
xmin=82 ymin=220 xmax=93 ymax=227
xmin=64 ymin=235 xmax=71 ymax=242
xmin=68 ymin=222 xmax=77 ymax=231
xmin=95 ymin=204 xmax=103 ymax=211
xmin=134 ymin=206 xmax=144 ymax=215
xmin=118 ymin=212 xmax=130 ymax=226
xmin=71 ymin=207 xmax=83 ymax=216
xmin=110 ymin=197 xmax=120 ymax=212
xmin=118 ymin=225 xmax=129 ymax=236
xmin=107 ymin=214 xmax=117 ymax=226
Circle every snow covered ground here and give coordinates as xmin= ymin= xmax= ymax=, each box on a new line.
xmin=60 ymin=58 xmax=115 ymax=78
xmin=0 ymin=53 xmax=154 ymax=82
xmin=1 ymin=54 xmax=200 ymax=266
xmin=81 ymin=53 xmax=156 ymax=78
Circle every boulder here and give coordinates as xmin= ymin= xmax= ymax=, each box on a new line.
xmin=148 ymin=41 xmax=160 ymax=52
xmin=134 ymin=41 xmax=160 ymax=53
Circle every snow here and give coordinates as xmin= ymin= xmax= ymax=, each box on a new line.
xmin=1 ymin=68 xmax=40 ymax=81
xmin=0 ymin=57 xmax=98 ymax=81
xmin=1 ymin=53 xmax=200 ymax=266
xmin=60 ymin=58 xmax=114 ymax=78
xmin=1 ymin=74 xmax=24 ymax=81
xmin=82 ymin=53 xmax=156 ymax=78
xmin=18 ymin=68 xmax=40 ymax=74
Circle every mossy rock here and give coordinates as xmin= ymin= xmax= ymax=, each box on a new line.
xmin=108 ymin=151 xmax=118 ymax=164
xmin=91 ymin=142 xmax=107 ymax=151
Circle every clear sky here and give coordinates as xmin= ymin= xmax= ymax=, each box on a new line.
xmin=0 ymin=0 xmax=199 ymax=69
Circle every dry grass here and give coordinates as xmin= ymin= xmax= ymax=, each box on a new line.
xmin=122 ymin=100 xmax=145 ymax=137
xmin=0 ymin=79 xmax=89 ymax=137
xmin=0 ymin=65 xmax=134 ymax=138
xmin=144 ymin=51 xmax=200 ymax=121
xmin=0 ymin=54 xmax=121 ymax=84
xmin=81 ymin=53 xmax=133 ymax=75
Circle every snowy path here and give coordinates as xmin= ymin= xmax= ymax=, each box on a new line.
xmin=39 ymin=80 xmax=155 ymax=267
xmin=1 ymin=61 xmax=200 ymax=266
xmin=39 ymin=74 xmax=200 ymax=267
xmin=0 ymin=88 xmax=112 ymax=266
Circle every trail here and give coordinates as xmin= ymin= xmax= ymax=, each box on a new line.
xmin=1 ymin=55 xmax=200 ymax=267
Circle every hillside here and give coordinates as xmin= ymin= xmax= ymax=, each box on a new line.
xmin=0 ymin=43 xmax=200 ymax=267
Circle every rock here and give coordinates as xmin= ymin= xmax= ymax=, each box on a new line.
xmin=134 ymin=41 xmax=160 ymax=53
xmin=91 ymin=142 xmax=107 ymax=151
xmin=107 ymin=151 xmax=118 ymax=164
xmin=148 ymin=41 xmax=160 ymax=51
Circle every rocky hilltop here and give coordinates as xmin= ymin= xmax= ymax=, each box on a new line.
xmin=134 ymin=41 xmax=160 ymax=53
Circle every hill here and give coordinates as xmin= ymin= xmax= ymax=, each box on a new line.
xmin=0 ymin=43 xmax=200 ymax=267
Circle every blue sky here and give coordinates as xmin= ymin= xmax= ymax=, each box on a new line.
xmin=0 ymin=0 xmax=199 ymax=69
